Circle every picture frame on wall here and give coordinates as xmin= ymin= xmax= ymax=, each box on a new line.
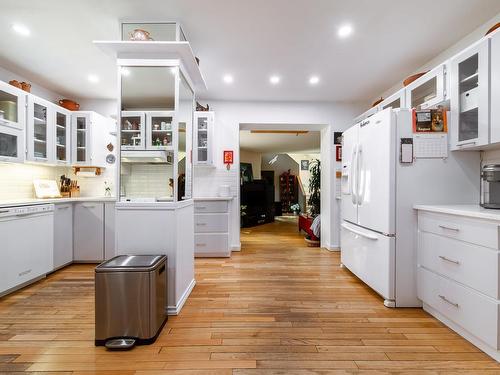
xmin=300 ymin=160 xmax=310 ymax=171
xmin=334 ymin=132 xmax=343 ymax=145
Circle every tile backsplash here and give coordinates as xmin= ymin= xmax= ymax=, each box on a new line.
xmin=121 ymin=163 xmax=173 ymax=198
xmin=0 ymin=162 xmax=116 ymax=201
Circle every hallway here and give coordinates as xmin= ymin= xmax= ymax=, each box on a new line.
xmin=0 ymin=219 xmax=498 ymax=373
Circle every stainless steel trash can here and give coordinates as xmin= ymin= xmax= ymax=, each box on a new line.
xmin=95 ymin=255 xmax=167 ymax=349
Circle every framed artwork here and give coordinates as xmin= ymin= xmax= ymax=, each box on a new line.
xmin=300 ymin=160 xmax=310 ymax=170
xmin=334 ymin=132 xmax=343 ymax=145
xmin=240 ymin=163 xmax=253 ymax=183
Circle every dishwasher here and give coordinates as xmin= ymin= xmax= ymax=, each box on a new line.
xmin=0 ymin=204 xmax=54 ymax=296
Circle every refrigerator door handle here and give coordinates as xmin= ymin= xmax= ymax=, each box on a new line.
xmin=350 ymin=145 xmax=358 ymax=205
xmin=357 ymin=145 xmax=364 ymax=206
xmin=341 ymin=223 xmax=378 ymax=240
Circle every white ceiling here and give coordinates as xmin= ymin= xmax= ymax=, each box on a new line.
xmin=240 ymin=130 xmax=320 ymax=154
xmin=1 ymin=0 xmax=500 ymax=103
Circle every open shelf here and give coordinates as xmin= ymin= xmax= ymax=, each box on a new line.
xmin=460 ymin=72 xmax=478 ymax=84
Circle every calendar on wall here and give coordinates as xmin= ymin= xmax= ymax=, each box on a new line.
xmin=413 ymin=133 xmax=448 ymax=158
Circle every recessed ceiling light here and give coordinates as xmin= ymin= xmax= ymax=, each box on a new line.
xmin=12 ymin=23 xmax=30 ymax=36
xmin=223 ymin=74 xmax=234 ymax=84
xmin=338 ymin=24 xmax=353 ymax=38
xmin=120 ymin=67 xmax=130 ymax=76
xmin=309 ymin=75 xmax=320 ymax=85
xmin=88 ymin=74 xmax=99 ymax=83
xmin=269 ymin=75 xmax=281 ymax=85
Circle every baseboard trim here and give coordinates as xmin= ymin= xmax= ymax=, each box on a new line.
xmin=423 ymin=303 xmax=500 ymax=361
xmin=327 ymin=247 xmax=340 ymax=252
xmin=231 ymin=243 xmax=241 ymax=252
xmin=167 ymin=278 xmax=196 ymax=316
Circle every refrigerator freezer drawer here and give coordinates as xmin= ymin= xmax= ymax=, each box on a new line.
xmin=341 ymin=222 xmax=395 ymax=301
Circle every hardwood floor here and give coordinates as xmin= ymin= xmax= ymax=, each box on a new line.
xmin=0 ymin=215 xmax=499 ymax=374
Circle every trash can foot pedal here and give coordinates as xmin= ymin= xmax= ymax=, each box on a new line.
xmin=105 ymin=338 xmax=136 ymax=350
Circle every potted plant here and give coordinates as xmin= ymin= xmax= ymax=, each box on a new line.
xmin=308 ymin=159 xmax=320 ymax=217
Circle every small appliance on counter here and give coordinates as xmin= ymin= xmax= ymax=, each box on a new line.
xmin=95 ymin=255 xmax=167 ymax=350
xmin=481 ymin=164 xmax=500 ymax=209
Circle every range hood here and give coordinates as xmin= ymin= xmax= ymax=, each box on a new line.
xmin=121 ymin=150 xmax=173 ymax=164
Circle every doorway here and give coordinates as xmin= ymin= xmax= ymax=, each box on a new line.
xmin=238 ymin=125 xmax=330 ymax=248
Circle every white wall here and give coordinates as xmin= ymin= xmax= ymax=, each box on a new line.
xmin=381 ymin=12 xmax=500 ymax=100
xmin=239 ymin=149 xmax=262 ymax=180
xmin=193 ymin=100 xmax=364 ymax=250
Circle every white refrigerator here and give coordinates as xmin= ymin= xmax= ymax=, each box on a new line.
xmin=340 ymin=108 xmax=480 ymax=307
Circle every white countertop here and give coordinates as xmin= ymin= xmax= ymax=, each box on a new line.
xmin=0 ymin=197 xmax=117 ymax=208
xmin=193 ymin=196 xmax=234 ymax=201
xmin=414 ymin=204 xmax=500 ymax=221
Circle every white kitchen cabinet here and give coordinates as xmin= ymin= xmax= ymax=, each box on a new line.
xmin=146 ymin=111 xmax=175 ymax=150
xmin=72 ymin=111 xmax=116 ymax=167
xmin=416 ymin=206 xmax=500 ymax=361
xmin=26 ymin=95 xmax=54 ymax=163
xmin=490 ymin=30 xmax=500 ymax=145
xmin=193 ymin=111 xmax=215 ymax=166
xmin=120 ymin=111 xmax=145 ymax=150
xmin=378 ymin=88 xmax=406 ymax=110
xmin=54 ymin=107 xmax=71 ymax=164
xmin=104 ymin=202 xmax=115 ymax=260
xmin=405 ymin=64 xmax=448 ymax=110
xmin=450 ymin=39 xmax=490 ymax=150
xmin=194 ymin=199 xmax=231 ymax=257
xmin=73 ymin=202 xmax=104 ymax=262
xmin=0 ymin=80 xmax=26 ymax=131
xmin=0 ymin=125 xmax=24 ymax=163
xmin=53 ymin=203 xmax=73 ymax=269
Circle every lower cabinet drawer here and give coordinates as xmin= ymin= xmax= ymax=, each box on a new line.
xmin=194 ymin=213 xmax=228 ymax=233
xmin=194 ymin=201 xmax=228 ymax=213
xmin=418 ymin=211 xmax=499 ymax=250
xmin=418 ymin=231 xmax=500 ymax=299
xmin=194 ymin=234 xmax=229 ymax=257
xmin=418 ymin=266 xmax=500 ymax=349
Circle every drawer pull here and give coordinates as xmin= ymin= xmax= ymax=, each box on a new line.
xmin=438 ymin=255 xmax=460 ymax=265
xmin=57 ymin=206 xmax=70 ymax=210
xmin=196 ymin=223 xmax=207 ymax=226
xmin=196 ymin=243 xmax=206 ymax=247
xmin=438 ymin=294 xmax=459 ymax=308
xmin=197 ymin=206 xmax=207 ymax=210
xmin=438 ymin=224 xmax=460 ymax=232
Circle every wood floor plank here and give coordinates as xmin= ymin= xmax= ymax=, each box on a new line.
xmin=0 ymin=216 xmax=497 ymax=373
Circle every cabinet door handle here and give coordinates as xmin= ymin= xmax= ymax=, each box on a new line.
xmin=439 ymin=294 xmax=459 ymax=308
xmin=439 ymin=255 xmax=460 ymax=265
xmin=57 ymin=206 xmax=70 ymax=210
xmin=196 ymin=223 xmax=207 ymax=226
xmin=196 ymin=206 xmax=207 ymax=210
xmin=458 ymin=141 xmax=477 ymax=147
xmin=438 ymin=224 xmax=460 ymax=232
xmin=196 ymin=243 xmax=206 ymax=247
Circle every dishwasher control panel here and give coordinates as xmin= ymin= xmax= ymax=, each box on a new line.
xmin=0 ymin=204 xmax=54 ymax=218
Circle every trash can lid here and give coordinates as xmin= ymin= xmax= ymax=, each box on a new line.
xmin=95 ymin=255 xmax=166 ymax=272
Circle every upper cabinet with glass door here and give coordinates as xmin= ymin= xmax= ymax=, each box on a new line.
xmin=405 ymin=64 xmax=448 ymax=110
xmin=27 ymin=95 xmax=53 ymax=162
xmin=194 ymin=111 xmax=214 ymax=167
xmin=0 ymin=81 xmax=26 ymax=131
xmin=378 ymin=88 xmax=407 ymax=111
xmin=72 ymin=112 xmax=91 ymax=165
xmin=121 ymin=22 xmax=186 ymax=42
xmin=450 ymin=38 xmax=490 ymax=150
xmin=120 ymin=111 xmax=145 ymax=150
xmin=147 ymin=111 xmax=175 ymax=150
xmin=54 ymin=108 xmax=71 ymax=164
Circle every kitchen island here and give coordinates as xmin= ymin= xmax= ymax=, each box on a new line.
xmin=115 ymin=199 xmax=194 ymax=315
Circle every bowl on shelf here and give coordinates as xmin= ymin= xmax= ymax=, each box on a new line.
xmin=372 ymin=97 xmax=384 ymax=107
xmin=8 ymin=80 xmax=22 ymax=89
xmin=21 ymin=82 xmax=31 ymax=93
xmin=485 ymin=23 xmax=500 ymax=36
xmin=403 ymin=72 xmax=428 ymax=87
xmin=58 ymin=99 xmax=80 ymax=111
